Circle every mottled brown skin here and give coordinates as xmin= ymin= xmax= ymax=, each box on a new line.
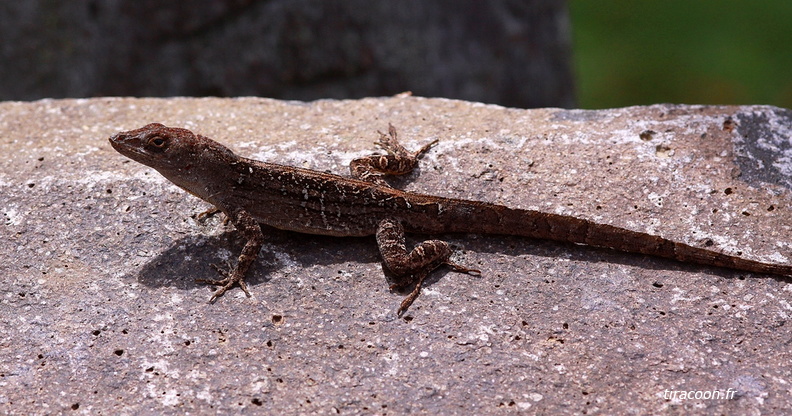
xmin=110 ymin=123 xmax=792 ymax=314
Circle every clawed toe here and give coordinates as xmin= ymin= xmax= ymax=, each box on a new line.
xmin=445 ymin=261 xmax=481 ymax=275
xmin=209 ymin=261 xmax=232 ymax=277
xmin=198 ymin=276 xmax=251 ymax=303
xmin=196 ymin=260 xmax=251 ymax=302
xmin=195 ymin=207 xmax=222 ymax=223
xmin=396 ymin=278 xmax=425 ymax=316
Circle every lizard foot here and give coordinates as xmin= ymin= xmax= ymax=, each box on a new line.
xmin=194 ymin=207 xmax=223 ymax=223
xmin=394 ymin=271 xmax=429 ymax=316
xmin=444 ymin=260 xmax=481 ymax=276
xmin=376 ymin=123 xmax=438 ymax=159
xmin=392 ymin=262 xmax=480 ymax=316
xmin=195 ymin=262 xmax=251 ymax=302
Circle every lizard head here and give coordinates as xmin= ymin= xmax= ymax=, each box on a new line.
xmin=110 ymin=123 xmax=236 ymax=170
xmin=109 ymin=123 xmax=238 ymax=196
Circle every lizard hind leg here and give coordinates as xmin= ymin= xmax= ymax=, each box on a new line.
xmin=349 ymin=124 xmax=438 ymax=186
xmin=376 ymin=218 xmax=479 ymax=315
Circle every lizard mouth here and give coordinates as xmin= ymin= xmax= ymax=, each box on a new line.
xmin=109 ymin=133 xmax=148 ymax=161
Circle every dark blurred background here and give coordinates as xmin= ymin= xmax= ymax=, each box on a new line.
xmin=0 ymin=0 xmax=575 ymax=108
xmin=1 ymin=1 xmax=790 ymax=109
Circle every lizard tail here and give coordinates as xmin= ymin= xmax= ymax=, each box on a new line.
xmin=439 ymin=201 xmax=792 ymax=277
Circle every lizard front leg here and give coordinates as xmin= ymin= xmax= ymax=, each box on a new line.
xmin=349 ymin=124 xmax=437 ymax=186
xmin=196 ymin=210 xmax=264 ymax=302
xmin=377 ymin=219 xmax=479 ymax=315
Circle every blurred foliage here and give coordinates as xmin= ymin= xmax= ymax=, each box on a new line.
xmin=569 ymin=1 xmax=792 ymax=109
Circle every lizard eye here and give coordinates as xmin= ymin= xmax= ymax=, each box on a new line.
xmin=147 ymin=135 xmax=168 ymax=149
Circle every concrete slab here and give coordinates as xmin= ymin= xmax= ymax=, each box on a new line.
xmin=1 ymin=97 xmax=791 ymax=414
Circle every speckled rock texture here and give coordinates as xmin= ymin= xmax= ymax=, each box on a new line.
xmin=1 ymin=97 xmax=791 ymax=415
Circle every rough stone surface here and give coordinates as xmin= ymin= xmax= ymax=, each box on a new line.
xmin=1 ymin=97 xmax=791 ymax=414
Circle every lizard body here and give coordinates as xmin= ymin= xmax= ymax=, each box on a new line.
xmin=109 ymin=123 xmax=792 ymax=313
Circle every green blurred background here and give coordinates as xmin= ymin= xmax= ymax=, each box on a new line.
xmin=569 ymin=1 xmax=792 ymax=109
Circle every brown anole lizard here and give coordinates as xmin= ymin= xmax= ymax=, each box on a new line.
xmin=109 ymin=123 xmax=792 ymax=314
